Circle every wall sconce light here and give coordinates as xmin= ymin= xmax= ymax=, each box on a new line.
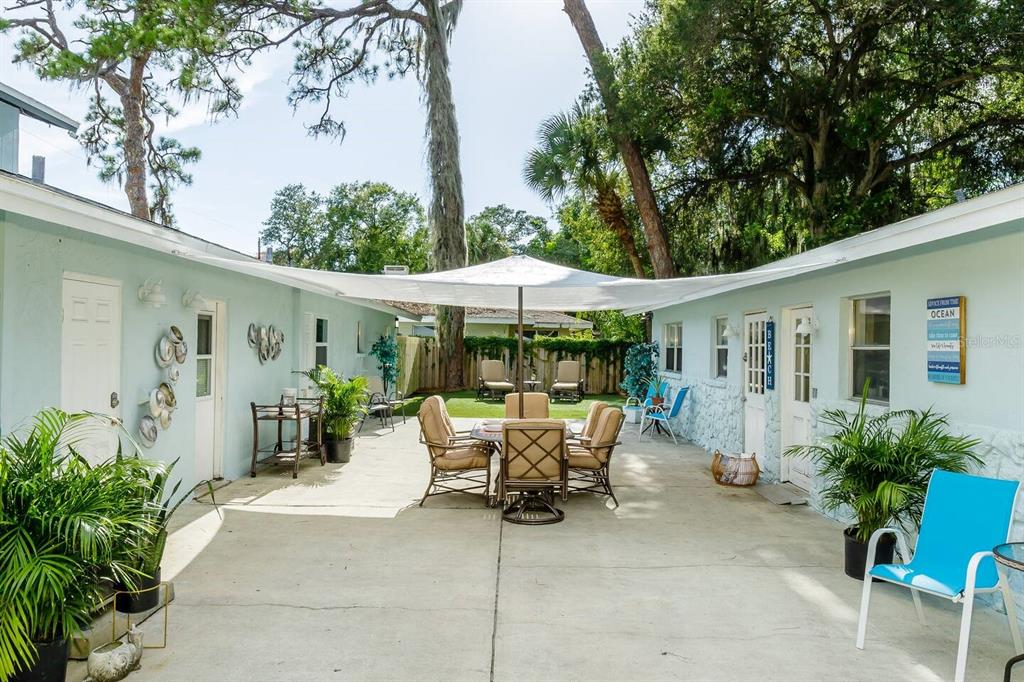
xmin=138 ymin=278 xmax=167 ymax=308
xmin=796 ymin=317 xmax=820 ymax=335
xmin=182 ymin=289 xmax=210 ymax=310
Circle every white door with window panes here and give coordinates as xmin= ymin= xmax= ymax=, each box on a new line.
xmin=743 ymin=313 xmax=767 ymax=457
xmin=782 ymin=307 xmax=814 ymax=491
xmin=194 ymin=307 xmax=221 ymax=481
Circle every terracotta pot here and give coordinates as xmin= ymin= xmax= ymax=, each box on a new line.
xmin=651 ymin=396 xmax=665 ymax=406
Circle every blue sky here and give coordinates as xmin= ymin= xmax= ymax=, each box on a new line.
xmin=1 ymin=0 xmax=645 ymax=254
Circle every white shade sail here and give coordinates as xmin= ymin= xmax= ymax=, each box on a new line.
xmin=189 ymin=254 xmax=831 ymax=312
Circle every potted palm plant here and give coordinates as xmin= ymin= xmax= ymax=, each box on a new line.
xmin=112 ymin=456 xmax=192 ymax=614
xmin=0 ymin=410 xmax=152 ymax=682
xmin=303 ymin=367 xmax=368 ymax=463
xmin=646 ymin=373 xmax=667 ymax=406
xmin=785 ymin=381 xmax=982 ymax=579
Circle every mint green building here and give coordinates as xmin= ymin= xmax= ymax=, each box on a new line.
xmin=0 ymin=86 xmax=403 ymax=490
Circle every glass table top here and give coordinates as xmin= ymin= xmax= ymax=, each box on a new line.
xmin=993 ymin=543 xmax=1024 ymax=571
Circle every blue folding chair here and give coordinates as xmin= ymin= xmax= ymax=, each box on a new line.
xmin=639 ymin=386 xmax=689 ymax=444
xmin=856 ymin=469 xmax=1022 ymax=682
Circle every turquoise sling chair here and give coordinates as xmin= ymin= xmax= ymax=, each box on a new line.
xmin=856 ymin=469 xmax=1022 ymax=682
xmin=639 ymin=386 xmax=689 ymax=444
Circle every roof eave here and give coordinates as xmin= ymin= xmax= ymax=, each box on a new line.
xmin=0 ymin=83 xmax=79 ymax=132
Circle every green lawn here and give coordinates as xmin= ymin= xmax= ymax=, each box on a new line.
xmin=400 ymin=390 xmax=625 ymax=419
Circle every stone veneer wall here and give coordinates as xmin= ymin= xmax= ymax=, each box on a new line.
xmin=662 ymin=380 xmax=1024 ymax=621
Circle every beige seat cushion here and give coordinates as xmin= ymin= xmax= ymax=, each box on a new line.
xmin=480 ymin=359 xmax=508 ymax=383
xmin=502 ymin=420 xmax=565 ymax=480
xmin=580 ymin=401 xmax=607 ymax=440
xmin=484 ymin=380 xmax=515 ymax=392
xmin=504 ymin=392 xmax=550 ymax=418
xmin=583 ymin=408 xmax=625 ymax=465
xmin=434 ymin=447 xmax=489 ymax=470
xmin=556 ymin=360 xmax=580 ymax=384
xmin=551 ymin=381 xmax=579 ymax=391
xmin=567 ymin=447 xmax=602 ymax=469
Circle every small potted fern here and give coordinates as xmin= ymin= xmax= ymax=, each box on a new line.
xmin=785 ymin=380 xmax=982 ymax=579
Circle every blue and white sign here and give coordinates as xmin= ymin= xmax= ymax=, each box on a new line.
xmin=927 ymin=297 xmax=965 ymax=384
xmin=765 ymin=319 xmax=775 ymax=390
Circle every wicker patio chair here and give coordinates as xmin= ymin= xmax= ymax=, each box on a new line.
xmin=567 ymin=407 xmax=624 ymax=506
xmin=500 ymin=419 xmax=568 ymax=524
xmin=548 ymin=360 xmax=584 ymax=402
xmin=417 ymin=396 xmax=491 ymax=506
xmin=477 ymin=359 xmax=515 ymax=400
xmin=504 ymin=392 xmax=551 ymax=419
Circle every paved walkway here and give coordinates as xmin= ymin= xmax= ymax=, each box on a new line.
xmin=91 ymin=418 xmax=1015 ymax=681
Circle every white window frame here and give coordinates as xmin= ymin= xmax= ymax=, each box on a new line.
xmin=663 ymin=322 xmax=683 ymax=373
xmin=713 ymin=316 xmax=729 ymax=379
xmin=315 ymin=317 xmax=329 ymax=367
xmin=848 ymin=293 xmax=891 ymax=403
xmin=356 ymin=320 xmax=365 ymax=355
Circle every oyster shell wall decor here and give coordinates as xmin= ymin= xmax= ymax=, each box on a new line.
xmin=249 ymin=323 xmax=285 ymax=364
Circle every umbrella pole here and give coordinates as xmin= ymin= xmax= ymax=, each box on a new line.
xmin=517 ymin=286 xmax=524 ymax=419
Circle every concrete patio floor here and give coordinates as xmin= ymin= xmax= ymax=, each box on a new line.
xmin=84 ymin=418 xmax=1018 ymax=681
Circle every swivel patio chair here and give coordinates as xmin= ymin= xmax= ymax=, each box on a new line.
xmin=639 ymin=386 xmax=689 ymax=443
xmin=477 ymin=359 xmax=515 ymax=400
xmin=548 ymin=360 xmax=584 ymax=402
xmin=856 ymin=469 xmax=1023 ymax=682
xmin=568 ymin=407 xmax=624 ymax=506
xmin=501 ymin=419 xmax=568 ymax=524
xmin=417 ymin=396 xmax=492 ymax=507
xmin=504 ymin=392 xmax=550 ymax=419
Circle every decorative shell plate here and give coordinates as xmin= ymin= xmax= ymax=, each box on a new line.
xmin=139 ymin=415 xmax=158 ymax=447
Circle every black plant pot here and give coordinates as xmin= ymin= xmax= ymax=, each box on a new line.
xmin=11 ymin=638 xmax=69 ymax=682
xmin=844 ymin=527 xmax=895 ymax=581
xmin=325 ymin=438 xmax=353 ymax=464
xmin=115 ymin=568 xmax=161 ymax=613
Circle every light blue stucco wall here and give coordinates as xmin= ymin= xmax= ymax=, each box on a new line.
xmin=0 ymin=210 xmax=392 ymax=488
xmin=652 ymin=219 xmax=1024 ymax=615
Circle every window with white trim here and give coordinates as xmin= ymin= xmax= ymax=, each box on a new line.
xmin=663 ymin=322 xmax=683 ymax=372
xmin=714 ymin=316 xmax=729 ymax=378
xmin=356 ymin=320 xmax=365 ymax=354
xmin=850 ymin=295 xmax=890 ymax=402
xmin=315 ymin=317 xmax=329 ymax=367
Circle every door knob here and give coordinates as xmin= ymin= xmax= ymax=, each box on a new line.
xmin=110 ymin=391 xmax=120 ymax=409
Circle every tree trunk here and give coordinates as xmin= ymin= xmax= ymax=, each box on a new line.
xmin=592 ymin=187 xmax=645 ymax=277
xmin=562 ymin=0 xmax=676 ymax=278
xmin=104 ymin=55 xmax=152 ymax=221
xmin=423 ymin=0 xmax=467 ymax=390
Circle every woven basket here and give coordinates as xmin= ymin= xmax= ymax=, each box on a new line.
xmin=711 ymin=450 xmax=760 ymax=487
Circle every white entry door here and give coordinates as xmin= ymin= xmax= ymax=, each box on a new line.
xmin=194 ymin=305 xmax=224 ymax=481
xmin=782 ymin=307 xmax=815 ymax=491
xmin=743 ymin=312 xmax=767 ymax=457
xmin=61 ymin=274 xmax=122 ymax=462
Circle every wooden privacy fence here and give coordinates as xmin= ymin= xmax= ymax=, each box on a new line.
xmin=400 ymin=335 xmax=628 ymax=395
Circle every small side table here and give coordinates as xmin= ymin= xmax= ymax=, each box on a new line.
xmin=523 ymin=380 xmax=541 ymax=392
xmin=993 ymin=542 xmax=1024 ymax=682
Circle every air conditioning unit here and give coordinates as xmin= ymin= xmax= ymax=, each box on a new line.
xmin=382 ymin=265 xmax=409 ymax=276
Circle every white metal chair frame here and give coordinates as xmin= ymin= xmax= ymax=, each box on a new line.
xmin=856 ymin=485 xmax=1023 ymax=682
